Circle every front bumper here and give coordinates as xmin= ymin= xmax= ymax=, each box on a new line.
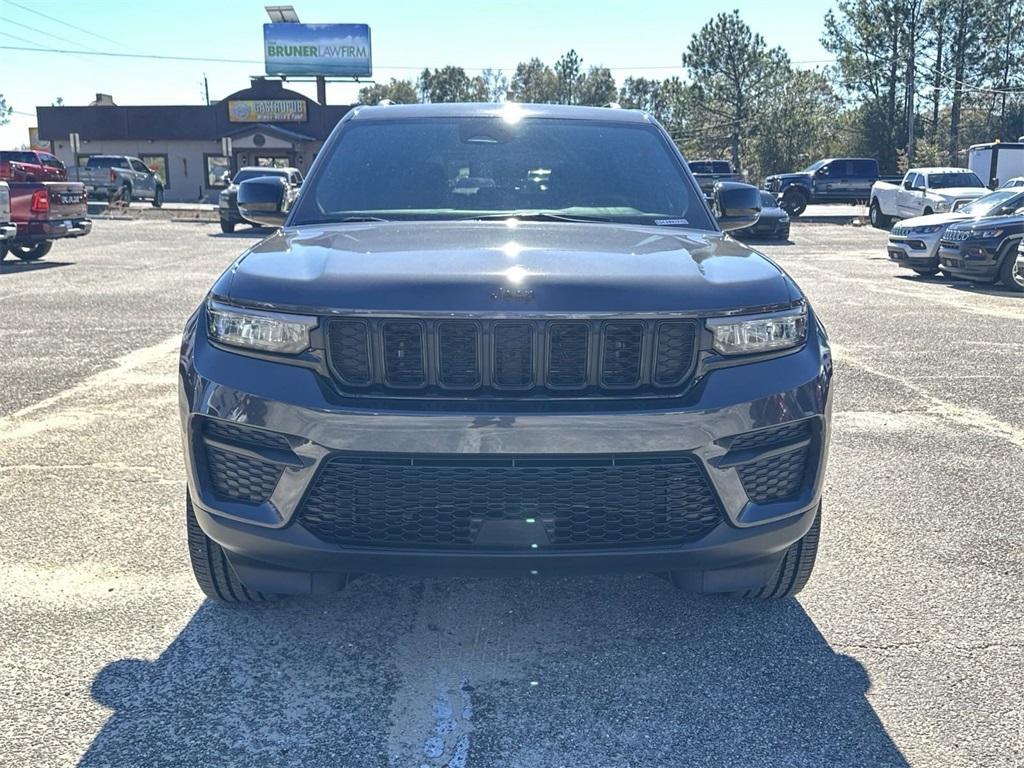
xmin=218 ymin=200 xmax=246 ymax=224
xmin=13 ymin=218 xmax=92 ymax=245
xmin=938 ymin=241 xmax=1003 ymax=282
xmin=180 ymin=310 xmax=833 ymax=593
xmin=736 ymin=218 xmax=790 ymax=240
xmin=887 ymin=232 xmax=942 ymax=269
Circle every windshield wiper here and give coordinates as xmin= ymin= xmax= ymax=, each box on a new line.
xmin=335 ymin=215 xmax=392 ymax=223
xmin=464 ymin=212 xmax=613 ymax=224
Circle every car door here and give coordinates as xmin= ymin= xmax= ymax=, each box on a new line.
xmin=130 ymin=159 xmax=155 ymax=195
xmin=897 ymin=173 xmax=919 ymax=218
xmin=850 ymin=160 xmax=875 ymax=201
xmin=812 ymin=162 xmax=835 ymax=199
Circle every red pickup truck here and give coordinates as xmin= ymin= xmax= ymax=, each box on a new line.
xmin=2 ymin=181 xmax=91 ymax=261
xmin=0 ymin=150 xmax=68 ymax=183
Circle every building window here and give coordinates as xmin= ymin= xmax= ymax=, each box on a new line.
xmin=140 ymin=154 xmax=170 ymax=189
xmin=204 ymin=154 xmax=230 ymax=188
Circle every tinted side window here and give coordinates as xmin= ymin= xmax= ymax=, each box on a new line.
xmin=852 ymin=159 xmax=876 ymax=177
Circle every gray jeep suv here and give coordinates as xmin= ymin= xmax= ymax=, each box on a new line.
xmin=179 ymin=103 xmax=832 ymax=603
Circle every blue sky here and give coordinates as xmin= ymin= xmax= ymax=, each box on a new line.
xmin=0 ymin=0 xmax=837 ymax=147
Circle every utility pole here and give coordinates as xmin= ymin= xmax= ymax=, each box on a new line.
xmin=905 ymin=1 xmax=920 ymax=165
xmin=203 ymin=74 xmax=210 ymax=106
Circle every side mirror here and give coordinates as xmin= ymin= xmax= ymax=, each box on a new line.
xmin=237 ymin=176 xmax=289 ymax=228
xmin=903 ymin=180 xmax=914 ymax=190
xmin=714 ymin=182 xmax=761 ymax=231
xmin=815 ymin=168 xmax=828 ymax=177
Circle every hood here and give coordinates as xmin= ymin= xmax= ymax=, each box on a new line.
xmin=948 ymin=213 xmax=1024 ymax=231
xmin=931 ymin=187 xmax=987 ymax=201
xmin=216 ymin=221 xmax=796 ymax=314
xmin=896 ymin=211 xmax=968 ymax=229
xmin=764 ymin=173 xmax=809 ymax=182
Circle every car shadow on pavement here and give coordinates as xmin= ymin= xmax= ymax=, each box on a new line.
xmin=0 ymin=260 xmax=73 ymax=275
xmin=76 ymin=576 xmax=909 ymax=767
xmin=947 ymin=282 xmax=1023 ymax=298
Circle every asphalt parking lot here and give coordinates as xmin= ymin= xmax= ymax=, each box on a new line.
xmin=1 ymin=219 xmax=1021 ymax=768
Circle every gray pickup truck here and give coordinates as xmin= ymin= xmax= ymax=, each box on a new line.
xmin=69 ymin=155 xmax=165 ymax=207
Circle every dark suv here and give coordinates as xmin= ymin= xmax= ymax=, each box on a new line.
xmin=938 ymin=210 xmax=1024 ymax=291
xmin=180 ymin=103 xmax=833 ymax=603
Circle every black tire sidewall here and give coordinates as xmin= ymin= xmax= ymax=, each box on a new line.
xmin=998 ymin=241 xmax=1024 ymax=292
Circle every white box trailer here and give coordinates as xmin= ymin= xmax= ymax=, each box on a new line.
xmin=968 ymin=142 xmax=1024 ymax=188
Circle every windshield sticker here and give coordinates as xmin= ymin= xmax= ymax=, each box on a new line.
xmin=655 ymin=218 xmax=689 ymax=226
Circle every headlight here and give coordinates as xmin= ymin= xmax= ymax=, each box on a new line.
xmin=708 ymin=305 xmax=808 ymax=356
xmin=206 ymin=300 xmax=316 ymax=354
xmin=909 ymin=225 xmax=942 ymax=234
xmin=970 ymin=228 xmax=1003 ymax=239
xmin=934 ymin=201 xmax=950 ymax=211
xmin=780 ymin=215 xmax=790 ymax=223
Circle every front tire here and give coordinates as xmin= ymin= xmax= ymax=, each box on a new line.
xmin=186 ymin=493 xmax=273 ymax=603
xmin=912 ymin=267 xmax=939 ymax=277
xmin=219 ymin=219 xmax=236 ymax=234
xmin=997 ymin=243 xmax=1024 ymax=292
xmin=10 ymin=241 xmax=53 ymax=261
xmin=736 ymin=505 xmax=821 ymax=600
xmin=869 ymin=200 xmax=892 ymax=229
xmin=781 ymin=188 xmax=808 ymax=217
xmin=152 ymin=186 xmax=164 ymax=208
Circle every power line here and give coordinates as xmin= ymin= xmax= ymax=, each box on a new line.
xmin=0 ymin=16 xmax=102 ymax=52
xmin=0 ymin=44 xmax=264 ymax=65
xmin=0 ymin=42 xmax=836 ymax=73
xmin=3 ymin=0 xmax=125 ymax=47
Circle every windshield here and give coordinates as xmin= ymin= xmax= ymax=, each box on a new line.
xmin=233 ymin=169 xmax=288 ymax=184
xmin=801 ymin=159 xmax=828 ymax=173
xmin=291 ymin=116 xmax=712 ymax=229
xmin=959 ymin=190 xmax=1024 ymax=216
xmin=928 ymin=172 xmax=984 ymax=189
xmin=759 ymin=191 xmax=778 ymax=207
xmin=86 ymin=157 xmax=129 ymax=169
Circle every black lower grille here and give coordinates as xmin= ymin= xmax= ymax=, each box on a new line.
xmin=729 ymin=420 xmax=812 ymax=452
xmin=204 ymin=419 xmax=292 ymax=451
xmin=297 ymin=453 xmax=723 ymax=549
xmin=205 ymin=446 xmax=282 ymax=503
xmin=738 ymin=447 xmax=808 ymax=503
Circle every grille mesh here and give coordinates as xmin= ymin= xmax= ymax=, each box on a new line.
xmin=297 ymin=454 xmax=723 ymax=549
xmin=205 ymin=446 xmax=282 ymax=503
xmin=438 ymin=321 xmax=480 ymax=387
xmin=654 ymin=321 xmax=697 ymax=385
xmin=493 ymin=323 xmax=534 ymax=388
xmin=601 ymin=323 xmax=644 ymax=386
xmin=382 ymin=321 xmax=426 ymax=386
xmin=729 ymin=421 xmax=812 ymax=452
xmin=738 ymin=448 xmax=809 ymax=503
xmin=204 ymin=420 xmax=292 ymax=451
xmin=547 ymin=323 xmax=589 ymax=387
xmin=328 ymin=320 xmax=372 ymax=385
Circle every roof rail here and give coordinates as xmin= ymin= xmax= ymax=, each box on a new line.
xmin=603 ymin=102 xmax=622 ymax=109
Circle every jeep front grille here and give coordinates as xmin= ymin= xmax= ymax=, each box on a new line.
xmin=326 ymin=317 xmax=699 ymax=397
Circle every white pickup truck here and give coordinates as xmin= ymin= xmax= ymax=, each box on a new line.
xmin=869 ymin=167 xmax=988 ymax=228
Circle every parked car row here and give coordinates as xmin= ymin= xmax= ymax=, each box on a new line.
xmin=886 ymin=187 xmax=1024 ymax=291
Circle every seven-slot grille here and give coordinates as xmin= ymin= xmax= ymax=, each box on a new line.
xmin=326 ymin=317 xmax=698 ymax=396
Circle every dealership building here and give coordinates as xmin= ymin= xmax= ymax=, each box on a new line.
xmin=35 ymin=78 xmax=352 ymax=202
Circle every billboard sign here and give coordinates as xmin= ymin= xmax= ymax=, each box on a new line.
xmin=228 ymin=99 xmax=307 ymax=123
xmin=263 ymin=23 xmax=372 ymax=77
